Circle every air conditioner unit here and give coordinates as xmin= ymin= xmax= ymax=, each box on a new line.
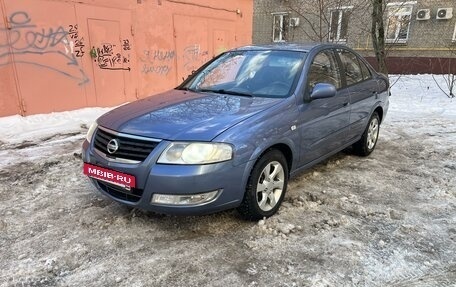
xmin=436 ymin=8 xmax=453 ymax=20
xmin=416 ymin=9 xmax=430 ymax=20
xmin=290 ymin=17 xmax=300 ymax=27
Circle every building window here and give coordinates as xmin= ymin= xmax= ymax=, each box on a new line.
xmin=386 ymin=3 xmax=414 ymax=44
xmin=329 ymin=7 xmax=352 ymax=43
xmin=453 ymin=23 xmax=456 ymax=42
xmin=273 ymin=13 xmax=289 ymax=42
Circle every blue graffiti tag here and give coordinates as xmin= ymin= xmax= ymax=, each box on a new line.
xmin=0 ymin=11 xmax=89 ymax=85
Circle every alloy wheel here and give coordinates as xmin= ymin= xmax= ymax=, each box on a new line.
xmin=256 ymin=161 xmax=285 ymax=211
xmin=367 ymin=117 xmax=379 ymax=150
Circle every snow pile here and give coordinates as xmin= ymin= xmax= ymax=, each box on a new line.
xmin=389 ymin=74 xmax=456 ymax=120
xmin=0 ymin=107 xmax=112 ymax=144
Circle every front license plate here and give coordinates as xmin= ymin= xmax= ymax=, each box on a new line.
xmin=83 ymin=163 xmax=136 ymax=188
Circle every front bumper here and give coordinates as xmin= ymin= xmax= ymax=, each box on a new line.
xmin=82 ymin=139 xmax=250 ymax=215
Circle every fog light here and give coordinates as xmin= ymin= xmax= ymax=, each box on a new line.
xmin=151 ymin=190 xmax=220 ymax=206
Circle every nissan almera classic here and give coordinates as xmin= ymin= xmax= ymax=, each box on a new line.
xmin=82 ymin=43 xmax=389 ymax=220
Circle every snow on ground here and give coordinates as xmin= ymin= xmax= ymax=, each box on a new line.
xmin=0 ymin=107 xmax=111 ymax=145
xmin=0 ymin=75 xmax=455 ymax=286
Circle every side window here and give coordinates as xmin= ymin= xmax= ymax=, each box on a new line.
xmin=359 ymin=58 xmax=372 ymax=80
xmin=308 ymin=50 xmax=342 ymax=91
xmin=337 ymin=50 xmax=363 ymax=85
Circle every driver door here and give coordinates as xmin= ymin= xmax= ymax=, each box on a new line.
xmin=297 ymin=49 xmax=351 ymax=166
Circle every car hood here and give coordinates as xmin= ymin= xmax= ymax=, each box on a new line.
xmin=97 ymin=90 xmax=281 ymax=141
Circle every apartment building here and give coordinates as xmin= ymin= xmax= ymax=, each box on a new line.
xmin=253 ymin=0 xmax=456 ymax=73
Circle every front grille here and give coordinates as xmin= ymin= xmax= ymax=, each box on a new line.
xmin=97 ymin=180 xmax=144 ymax=202
xmin=94 ymin=127 xmax=159 ymax=162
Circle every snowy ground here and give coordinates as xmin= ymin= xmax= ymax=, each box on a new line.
xmin=0 ymin=75 xmax=455 ymax=287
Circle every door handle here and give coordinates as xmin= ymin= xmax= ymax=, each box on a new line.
xmin=343 ymin=102 xmax=349 ymax=107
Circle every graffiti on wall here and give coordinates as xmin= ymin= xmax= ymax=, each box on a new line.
xmin=139 ymin=45 xmax=210 ymax=77
xmin=140 ymin=49 xmax=175 ymax=76
xmin=122 ymin=39 xmax=131 ymax=51
xmin=68 ymin=24 xmax=85 ymax=58
xmin=92 ymin=42 xmax=131 ymax=71
xmin=0 ymin=11 xmax=89 ymax=85
xmin=183 ymin=44 xmax=208 ymax=72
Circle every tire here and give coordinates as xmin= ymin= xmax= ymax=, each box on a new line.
xmin=237 ymin=150 xmax=289 ymax=221
xmin=353 ymin=112 xmax=380 ymax=156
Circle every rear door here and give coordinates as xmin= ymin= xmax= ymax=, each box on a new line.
xmin=297 ymin=49 xmax=351 ymax=166
xmin=336 ymin=49 xmax=379 ymax=141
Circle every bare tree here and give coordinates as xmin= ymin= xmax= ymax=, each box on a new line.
xmin=286 ymin=0 xmax=333 ymax=42
xmin=260 ymin=0 xmax=417 ymax=77
xmin=371 ymin=0 xmax=388 ymax=74
xmin=264 ymin=0 xmax=360 ymax=43
xmin=284 ymin=0 xmax=364 ymax=43
xmin=431 ymin=57 xmax=456 ymax=98
xmin=263 ymin=0 xmax=389 ymax=74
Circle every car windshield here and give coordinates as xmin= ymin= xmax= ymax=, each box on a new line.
xmin=181 ymin=50 xmax=307 ymax=98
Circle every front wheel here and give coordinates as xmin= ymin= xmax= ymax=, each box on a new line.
xmin=353 ymin=112 xmax=380 ymax=156
xmin=237 ymin=150 xmax=289 ymax=221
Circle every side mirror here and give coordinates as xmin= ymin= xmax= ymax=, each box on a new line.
xmin=310 ymin=83 xmax=336 ymax=100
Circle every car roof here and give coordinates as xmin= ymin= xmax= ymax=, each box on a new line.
xmin=233 ymin=43 xmax=347 ymax=53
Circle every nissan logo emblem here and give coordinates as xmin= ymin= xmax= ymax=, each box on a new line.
xmin=107 ymin=139 xmax=119 ymax=154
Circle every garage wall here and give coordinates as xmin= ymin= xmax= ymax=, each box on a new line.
xmin=0 ymin=0 xmax=252 ymax=116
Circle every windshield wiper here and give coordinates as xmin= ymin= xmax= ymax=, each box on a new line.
xmin=176 ymin=87 xmax=197 ymax=92
xmin=198 ymin=89 xmax=253 ymax=97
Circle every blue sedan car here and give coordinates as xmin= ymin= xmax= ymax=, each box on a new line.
xmin=82 ymin=43 xmax=389 ymax=220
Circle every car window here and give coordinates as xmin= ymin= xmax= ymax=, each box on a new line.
xmin=307 ymin=50 xmax=342 ymax=90
xmin=359 ymin=58 xmax=372 ymax=80
xmin=184 ymin=50 xmax=306 ymax=98
xmin=337 ymin=50 xmax=363 ymax=86
xmin=199 ymin=55 xmax=246 ymax=88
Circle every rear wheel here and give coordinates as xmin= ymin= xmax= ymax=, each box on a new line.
xmin=353 ymin=112 xmax=380 ymax=156
xmin=237 ymin=150 xmax=288 ymax=221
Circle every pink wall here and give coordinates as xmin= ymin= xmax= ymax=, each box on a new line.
xmin=0 ymin=0 xmax=253 ymax=116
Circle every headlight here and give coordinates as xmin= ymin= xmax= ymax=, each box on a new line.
xmin=86 ymin=122 xmax=98 ymax=143
xmin=157 ymin=142 xmax=232 ymax=164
